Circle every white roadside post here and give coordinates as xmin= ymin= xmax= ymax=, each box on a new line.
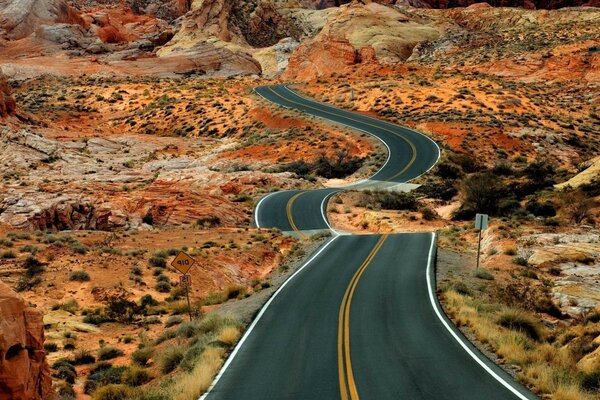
xmin=475 ymin=213 xmax=489 ymax=270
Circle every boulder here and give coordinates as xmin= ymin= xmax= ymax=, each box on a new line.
xmin=0 ymin=281 xmax=53 ymax=399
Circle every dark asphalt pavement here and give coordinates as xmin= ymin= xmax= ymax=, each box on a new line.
xmin=202 ymin=85 xmax=538 ymax=400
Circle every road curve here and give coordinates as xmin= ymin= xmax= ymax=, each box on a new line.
xmin=202 ymin=85 xmax=537 ymax=400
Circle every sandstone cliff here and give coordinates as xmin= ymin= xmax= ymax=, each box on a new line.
xmin=0 ymin=71 xmax=15 ymax=117
xmin=0 ymin=281 xmax=53 ymax=399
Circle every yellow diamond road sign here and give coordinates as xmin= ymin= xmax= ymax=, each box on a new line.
xmin=171 ymin=251 xmax=195 ymax=275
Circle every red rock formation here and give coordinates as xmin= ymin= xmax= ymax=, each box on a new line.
xmin=0 ymin=0 xmax=84 ymax=40
xmin=0 ymin=281 xmax=53 ymax=400
xmin=0 ymin=72 xmax=16 ymax=118
xmin=283 ymin=35 xmax=379 ymax=80
xmin=302 ymin=0 xmax=600 ymax=9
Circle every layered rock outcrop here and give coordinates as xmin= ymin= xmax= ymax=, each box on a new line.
xmin=302 ymin=0 xmax=600 ymax=9
xmin=283 ymin=2 xmax=439 ymax=80
xmin=0 ymin=71 xmax=15 ymax=117
xmin=0 ymin=281 xmax=53 ymax=399
xmin=0 ymin=0 xmax=84 ymax=40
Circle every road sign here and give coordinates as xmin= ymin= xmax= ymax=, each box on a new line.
xmin=171 ymin=252 xmax=195 ymax=275
xmin=179 ymin=274 xmax=192 ymax=288
xmin=475 ymin=213 xmax=489 ymax=230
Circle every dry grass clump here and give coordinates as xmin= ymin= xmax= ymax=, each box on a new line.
xmin=170 ymin=347 xmax=225 ymax=400
xmin=442 ymin=289 xmax=589 ymax=399
xmin=217 ymin=326 xmax=241 ymax=346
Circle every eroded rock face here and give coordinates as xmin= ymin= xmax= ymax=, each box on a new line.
xmin=283 ymin=2 xmax=439 ymax=80
xmin=0 ymin=0 xmax=84 ymax=40
xmin=301 ymin=0 xmax=600 ymax=9
xmin=0 ymin=281 xmax=53 ymax=399
xmin=0 ymin=71 xmax=15 ymax=117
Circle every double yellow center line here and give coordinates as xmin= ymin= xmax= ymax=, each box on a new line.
xmin=286 ymin=192 xmax=308 ymax=239
xmin=269 ymin=86 xmax=418 ymax=238
xmin=338 ymin=235 xmax=388 ymax=400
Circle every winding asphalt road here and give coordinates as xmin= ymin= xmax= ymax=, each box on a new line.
xmin=202 ymin=85 xmax=537 ymax=400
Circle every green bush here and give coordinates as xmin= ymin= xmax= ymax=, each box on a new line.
xmin=23 ymin=256 xmax=44 ymax=276
xmin=86 ymin=365 xmax=127 ymax=394
xmin=69 ymin=270 xmax=90 ymax=281
xmin=158 ymin=346 xmax=184 ymax=374
xmin=52 ymin=359 xmax=76 ymax=384
xmin=155 ymin=281 xmax=171 ymax=293
xmin=165 ymin=315 xmax=183 ymax=328
xmin=473 ymin=268 xmax=494 ymax=280
xmin=98 ymin=346 xmax=124 ymax=361
xmin=497 ymin=310 xmax=542 ymax=341
xmin=71 ymin=350 xmax=96 ymax=365
xmin=44 ymin=342 xmax=58 ymax=352
xmin=91 ymin=384 xmax=133 ymax=400
xmin=139 ymin=294 xmax=159 ymax=308
xmin=581 ymin=371 xmax=600 ymax=391
xmin=131 ymin=347 xmax=153 ymax=366
xmin=1 ymin=250 xmax=16 ymax=259
xmin=444 ymin=280 xmax=471 ymax=296
xmin=149 ymin=254 xmax=167 ymax=268
xmin=121 ymin=365 xmax=152 ymax=387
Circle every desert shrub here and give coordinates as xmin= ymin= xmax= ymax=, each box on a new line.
xmin=121 ymin=365 xmax=152 ymax=387
xmin=52 ymin=298 xmax=79 ymax=314
xmin=435 ymin=161 xmax=462 ymax=180
xmin=520 ymin=269 xmax=538 ymax=279
xmin=52 ymin=359 xmax=76 ymax=384
xmin=155 ymin=281 xmax=171 ymax=293
xmin=416 ymin=182 xmax=458 ymax=201
xmin=523 ymin=159 xmax=556 ymax=186
xmin=139 ymin=294 xmax=159 ymax=308
xmin=71 ymin=350 xmax=96 ymax=365
xmin=513 ymin=256 xmax=529 ymax=266
xmin=314 ymin=150 xmax=363 ymax=179
xmin=358 ymin=190 xmax=419 ymax=211
xmin=23 ymin=256 xmax=44 ymax=276
xmin=106 ymin=296 xmax=139 ymax=324
xmin=83 ymin=309 xmax=110 ymax=325
xmin=69 ymin=270 xmax=90 ymax=281
xmin=55 ymin=381 xmax=75 ymax=399
xmin=443 ymin=280 xmax=471 ymax=295
xmin=44 ymin=342 xmax=58 ymax=352
xmin=497 ymin=310 xmax=543 ymax=341
xmin=85 ymin=365 xmax=127 ymax=394
xmin=279 ymin=160 xmax=311 ymax=177
xmin=473 ymin=268 xmax=494 ymax=280
xmin=131 ymin=265 xmax=142 ymax=276
xmin=71 ymin=243 xmax=89 ymax=255
xmin=581 ymin=371 xmax=600 ymax=391
xmin=456 ymin=172 xmax=503 ymax=218
xmin=1 ymin=250 xmax=16 ymax=259
xmin=142 ymin=213 xmax=154 ymax=225
xmin=98 ymin=346 xmax=124 ymax=361
xmin=148 ymin=255 xmax=166 ymax=268
xmin=197 ymin=216 xmax=221 ymax=228
xmin=131 ymin=347 xmax=153 ymax=366
xmin=158 ymin=346 xmax=185 ymax=374
xmin=63 ymin=339 xmax=76 ymax=350
xmin=226 ymin=285 xmax=246 ymax=300
xmin=165 ymin=315 xmax=183 ymax=327
xmin=92 ymin=384 xmax=133 ymax=400
xmin=526 ymin=200 xmax=556 ymax=217
xmin=492 ymin=162 xmax=514 ymax=176
xmin=19 ymin=244 xmax=39 ymax=254
xmin=494 ymin=280 xmax=563 ymax=318
xmin=581 ymin=179 xmax=600 ymax=197
xmin=449 ymin=153 xmax=483 ymax=173
xmin=156 ymin=274 xmax=170 ymax=283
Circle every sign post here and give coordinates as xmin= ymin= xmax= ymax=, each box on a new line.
xmin=474 ymin=214 xmax=489 ymax=270
xmin=171 ymin=252 xmax=196 ymax=321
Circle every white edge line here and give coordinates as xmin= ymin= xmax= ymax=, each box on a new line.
xmin=200 ymin=235 xmax=340 ymax=399
xmin=426 ymin=233 xmax=530 ymax=400
xmin=253 ymin=191 xmax=279 ymax=229
xmin=320 ymin=191 xmax=341 ymax=237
